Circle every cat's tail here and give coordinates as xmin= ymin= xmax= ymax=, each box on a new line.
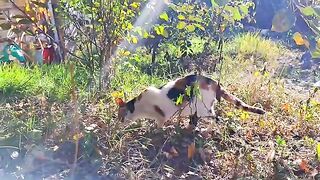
xmin=217 ymin=85 xmax=266 ymax=115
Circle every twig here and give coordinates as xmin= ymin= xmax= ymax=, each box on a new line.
xmin=148 ymin=136 xmax=170 ymax=168
xmin=70 ymin=63 xmax=80 ymax=178
xmin=0 ymin=146 xmax=20 ymax=150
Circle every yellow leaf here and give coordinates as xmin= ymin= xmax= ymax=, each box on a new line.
xmin=259 ymin=120 xmax=266 ymax=128
xmin=254 ymin=71 xmax=260 ymax=77
xmin=226 ymin=112 xmax=234 ymax=117
xmin=111 ymin=91 xmax=123 ymax=98
xmin=317 ymin=143 xmax=320 ymax=161
xmin=123 ymin=51 xmax=131 ymax=56
xmin=25 ymin=2 xmax=31 ymax=12
xmin=293 ymin=32 xmax=305 ymax=46
xmin=119 ymin=50 xmax=130 ymax=56
xmin=177 ymin=21 xmax=187 ymax=29
xmin=187 ymin=141 xmax=196 ymax=160
xmin=240 ymin=111 xmax=249 ymax=120
xmin=282 ymin=103 xmax=291 ymax=112
xmin=131 ymin=36 xmax=138 ymax=44
xmin=73 ymin=133 xmax=83 ymax=141
xmin=130 ymin=2 xmax=140 ymax=9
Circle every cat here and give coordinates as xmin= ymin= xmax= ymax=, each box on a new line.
xmin=116 ymin=74 xmax=266 ymax=128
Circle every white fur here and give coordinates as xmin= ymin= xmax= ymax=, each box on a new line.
xmin=125 ymin=79 xmax=217 ymax=127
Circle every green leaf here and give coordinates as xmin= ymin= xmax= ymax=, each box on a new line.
xmin=130 ymin=2 xmax=140 ymax=9
xmin=12 ymin=15 xmax=27 ymax=19
xmin=127 ymin=23 xmax=133 ymax=30
xmin=18 ymin=18 xmax=33 ymax=24
xmin=160 ymin=12 xmax=169 ymax=22
xmin=317 ymin=143 xmax=320 ymax=161
xmin=176 ymin=94 xmax=184 ymax=105
xmin=185 ymin=86 xmax=192 ymax=97
xmin=177 ymin=21 xmax=187 ymax=29
xmin=0 ymin=22 xmax=12 ymax=30
xmin=225 ymin=6 xmax=242 ymax=21
xmin=143 ymin=31 xmax=149 ymax=38
xmin=186 ymin=24 xmax=195 ymax=32
xmin=162 ymin=29 xmax=169 ymax=38
xmin=188 ymin=15 xmax=202 ymax=23
xmin=10 ymin=28 xmax=22 ymax=34
xmin=193 ymin=83 xmax=201 ymax=99
xmin=194 ymin=23 xmax=205 ymax=31
xmin=177 ymin=14 xmax=185 ymax=20
xmin=275 ymin=135 xmax=286 ymax=147
xmin=311 ymin=47 xmax=320 ymax=59
xmin=239 ymin=4 xmax=249 ymax=16
xmin=300 ymin=6 xmax=317 ymax=16
xmin=154 ymin=25 xmax=168 ymax=37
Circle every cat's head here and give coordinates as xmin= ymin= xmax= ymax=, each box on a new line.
xmin=115 ymin=98 xmax=128 ymax=122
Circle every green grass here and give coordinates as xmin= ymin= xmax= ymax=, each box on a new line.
xmin=0 ymin=64 xmax=88 ymax=101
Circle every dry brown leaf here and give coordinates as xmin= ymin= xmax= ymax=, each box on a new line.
xmin=293 ymin=32 xmax=305 ymax=46
xmin=246 ymin=129 xmax=253 ymax=142
xmin=187 ymin=141 xmax=196 ymax=160
xmin=299 ymin=159 xmax=310 ymax=173
xmin=282 ymin=103 xmax=292 ymax=112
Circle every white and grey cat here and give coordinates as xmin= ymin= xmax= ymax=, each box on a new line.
xmin=116 ymin=74 xmax=266 ymax=127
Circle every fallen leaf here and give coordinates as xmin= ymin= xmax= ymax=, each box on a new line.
xmin=293 ymin=32 xmax=305 ymax=46
xmin=240 ymin=111 xmax=250 ymax=120
xmin=187 ymin=141 xmax=196 ymax=160
xmin=282 ymin=103 xmax=291 ymax=112
xmin=254 ymin=71 xmax=260 ymax=77
xmin=246 ymin=130 xmax=253 ymax=142
xmin=299 ymin=159 xmax=310 ymax=173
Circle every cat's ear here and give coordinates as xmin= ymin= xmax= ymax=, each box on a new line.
xmin=115 ymin=98 xmax=126 ymax=106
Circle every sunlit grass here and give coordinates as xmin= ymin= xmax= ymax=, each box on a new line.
xmin=228 ymin=33 xmax=283 ymax=62
xmin=0 ymin=64 xmax=87 ymax=101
